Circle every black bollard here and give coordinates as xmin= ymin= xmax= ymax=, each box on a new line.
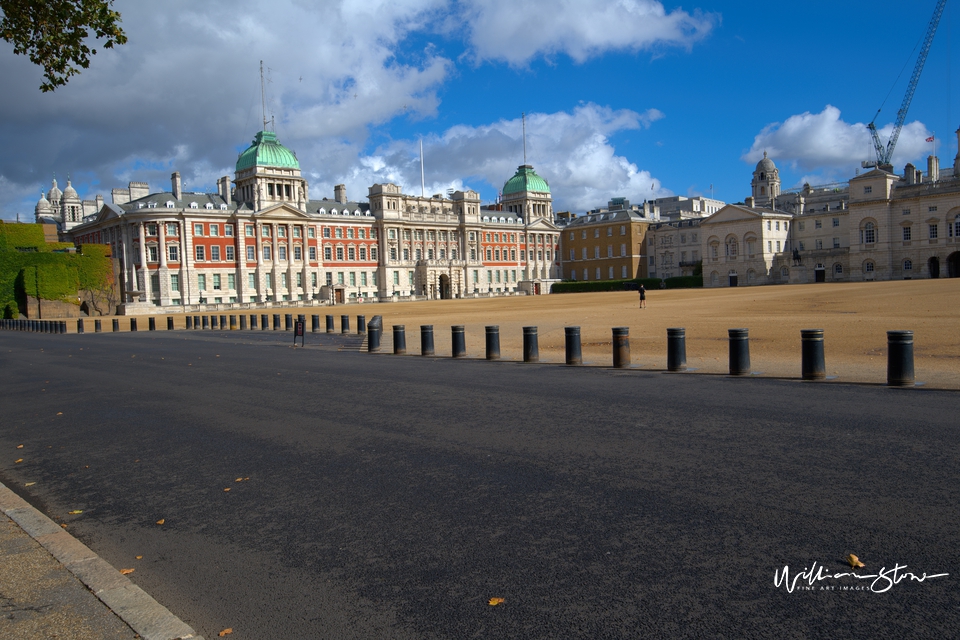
xmin=563 ymin=327 xmax=583 ymax=365
xmin=249 ymin=314 xmax=257 ymax=330
xmin=368 ymin=324 xmax=382 ymax=352
xmin=112 ymin=318 xmax=119 ymax=332
xmin=285 ymin=314 xmax=293 ymax=331
xmin=612 ymin=327 xmax=630 ymax=368
xmin=220 ymin=315 xmax=227 ymax=330
xmin=239 ymin=315 xmax=247 ymax=330
xmin=167 ymin=316 xmax=175 ymax=331
xmin=186 ymin=316 xmax=193 ymax=330
xmin=148 ymin=317 xmax=156 ymax=331
xmin=728 ymin=328 xmax=750 ymax=376
xmin=326 ymin=315 xmax=335 ymax=333
xmin=261 ymin=314 xmax=269 ymax=331
xmin=523 ymin=326 xmax=539 ymax=363
xmin=485 ymin=326 xmax=500 ymax=360
xmin=801 ymin=329 xmax=825 ymax=380
xmin=357 ymin=315 xmax=366 ymax=335
xmin=230 ymin=315 xmax=237 ymax=330
xmin=667 ymin=328 xmax=687 ymax=372
xmin=887 ymin=330 xmax=915 ymax=387
xmin=77 ymin=319 xmax=84 ymax=334
xmin=273 ymin=314 xmax=281 ymax=330
xmin=130 ymin=318 xmax=138 ymax=332
xmin=59 ymin=321 xmax=66 ymax=334
xmin=421 ymin=325 xmax=435 ymax=356
xmin=393 ymin=325 xmax=407 ymax=355
xmin=210 ymin=315 xmax=218 ymax=330
xmin=194 ymin=315 xmax=201 ymax=330
xmin=95 ymin=319 xmax=102 ymax=333
xmin=202 ymin=315 xmax=209 ymax=329
xmin=341 ymin=315 xmax=350 ymax=334
xmin=311 ymin=315 xmax=320 ymax=333
xmin=452 ymin=325 xmax=466 ymax=358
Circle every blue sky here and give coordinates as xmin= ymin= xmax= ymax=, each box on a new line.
xmin=1 ymin=0 xmax=957 ymax=220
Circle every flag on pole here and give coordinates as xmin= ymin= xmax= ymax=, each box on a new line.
xmin=926 ymin=136 xmax=935 ymax=142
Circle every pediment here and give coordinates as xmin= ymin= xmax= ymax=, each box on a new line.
xmin=524 ymin=218 xmax=560 ymax=231
xmin=253 ymin=203 xmax=313 ymax=219
xmin=701 ymin=205 xmax=765 ymax=225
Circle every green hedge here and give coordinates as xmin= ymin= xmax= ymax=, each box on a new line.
xmin=551 ymin=276 xmax=702 ymax=294
xmin=0 ymin=225 xmax=114 ymax=318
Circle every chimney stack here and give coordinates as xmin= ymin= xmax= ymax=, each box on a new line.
xmin=745 ymin=196 xmax=755 ymax=208
xmin=927 ymin=155 xmax=940 ymax=182
xmin=334 ymin=184 xmax=347 ymax=204
xmin=218 ymin=176 xmax=232 ymax=205
xmin=171 ymin=172 xmax=182 ymax=200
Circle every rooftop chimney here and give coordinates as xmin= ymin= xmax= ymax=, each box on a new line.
xmin=218 ymin=176 xmax=232 ymax=205
xmin=745 ymin=196 xmax=755 ymax=208
xmin=927 ymin=155 xmax=940 ymax=183
xmin=171 ymin=172 xmax=182 ymax=200
xmin=334 ymin=184 xmax=347 ymax=204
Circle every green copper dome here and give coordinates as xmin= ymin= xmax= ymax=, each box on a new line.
xmin=502 ymin=164 xmax=550 ymax=195
xmin=236 ymin=131 xmax=300 ymax=172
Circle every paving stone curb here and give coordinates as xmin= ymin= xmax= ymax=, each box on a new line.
xmin=0 ymin=481 xmax=204 ymax=640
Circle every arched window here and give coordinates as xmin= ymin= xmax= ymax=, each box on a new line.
xmin=864 ymin=260 xmax=875 ymax=273
xmin=903 ymin=259 xmax=913 ymax=271
xmin=834 ymin=263 xmax=843 ymax=275
xmin=861 ymin=221 xmax=876 ymax=244
xmin=760 ymin=186 xmax=766 ymax=195
xmin=725 ymin=237 xmax=738 ymax=257
xmin=781 ymin=267 xmax=789 ymax=278
xmin=952 ymin=214 xmax=960 ymax=238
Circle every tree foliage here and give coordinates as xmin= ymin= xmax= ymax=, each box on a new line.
xmin=0 ymin=0 xmax=126 ymax=92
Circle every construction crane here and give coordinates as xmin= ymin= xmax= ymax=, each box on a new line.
xmin=864 ymin=0 xmax=947 ymax=170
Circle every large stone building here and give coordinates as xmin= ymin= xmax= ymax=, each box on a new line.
xmin=66 ymin=130 xmax=561 ymax=313
xmin=693 ymin=132 xmax=960 ymax=287
xmin=35 ymin=177 xmax=103 ymax=232
xmin=559 ymin=198 xmax=656 ymax=282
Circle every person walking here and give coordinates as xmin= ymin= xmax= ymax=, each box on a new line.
xmin=639 ymin=284 xmax=646 ymax=309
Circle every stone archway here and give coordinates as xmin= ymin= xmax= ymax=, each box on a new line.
xmin=439 ymin=274 xmax=451 ymax=299
xmin=929 ymin=256 xmax=941 ymax=279
xmin=947 ymin=252 xmax=960 ymax=278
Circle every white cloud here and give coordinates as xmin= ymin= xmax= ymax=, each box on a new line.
xmin=742 ymin=105 xmax=933 ymax=177
xmin=321 ymin=104 xmax=669 ymax=211
xmin=460 ymin=0 xmax=718 ymax=65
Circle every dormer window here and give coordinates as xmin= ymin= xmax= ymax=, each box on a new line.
xmin=220 ymin=204 xmax=227 ymax=210
xmin=148 ymin=202 xmax=157 ymax=209
xmin=190 ymin=202 xmax=198 ymax=209
xmin=205 ymin=203 xmax=214 ymax=210
xmin=165 ymin=201 xmax=174 ymax=208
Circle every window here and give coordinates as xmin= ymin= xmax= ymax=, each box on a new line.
xmin=776 ymin=221 xmax=780 ymax=231
xmin=148 ymin=246 xmax=158 ymax=262
xmin=294 ymin=246 xmax=302 ymax=261
xmin=833 ymin=218 xmax=840 ymax=227
xmin=248 ymin=273 xmax=256 ymax=289
xmin=594 ymin=247 xmax=600 ymax=259
xmin=348 ymin=247 xmax=356 ymax=260
xmin=309 ymin=247 xmax=317 ymax=260
xmin=361 ymin=272 xmax=367 ymax=286
xmin=776 ymin=241 xmax=781 ymax=252
xmin=213 ymin=274 xmax=221 ymax=290
xmin=308 ymin=227 xmax=316 ymax=238
xmin=198 ymin=274 xmax=206 ymax=291
xmin=263 ymin=245 xmax=271 ymax=260
xmin=833 ymin=237 xmax=841 ymax=249
xmin=227 ymin=274 xmax=235 ymax=290
xmin=210 ymin=246 xmax=221 ymax=261
xmin=767 ymin=221 xmax=771 ymax=231
xmin=195 ymin=245 xmax=205 ymax=261
xmin=210 ymin=224 xmax=219 ymax=237
xmin=281 ymin=273 xmax=288 ymax=289
xmin=194 ymin=223 xmax=203 ymax=236
xmin=929 ymin=223 xmax=939 ymax=239
xmin=520 ymin=250 xmax=525 ymax=261
xmin=595 ymin=268 xmax=601 ymax=279
xmin=262 ymin=226 xmax=271 ymax=237
xmin=323 ymin=227 xmax=331 ymax=238
xmin=225 ymin=246 xmax=235 ymax=261
xmin=245 ymin=224 xmax=254 ymax=237
xmin=864 ymin=261 xmax=875 ymax=273
xmin=225 ymin=224 xmax=234 ymax=237
xmin=170 ymin=274 xmax=180 ymax=292
xmin=169 ymin=246 xmax=179 ymax=262
xmin=390 ymin=247 xmax=397 ymax=260
xmin=570 ymin=249 xmax=575 ymax=261
xmin=246 ymin=246 xmax=255 ymax=261
xmin=296 ymin=273 xmax=302 ymax=288
xmin=864 ymin=186 xmax=873 ymax=194
xmin=768 ymin=241 xmax=772 ymax=252
xmin=620 ymin=225 xmax=626 ymax=235
xmin=293 ymin=227 xmax=301 ymax=238
xmin=278 ymin=227 xmax=286 ymax=238
xmin=347 ymin=228 xmax=354 ymax=239
xmin=622 ymin=265 xmax=628 ymax=278
xmin=903 ymin=226 xmax=912 ymax=241
xmin=569 ymin=232 xmax=574 ymax=240
xmin=835 ymin=263 xmax=843 ymax=275
xmin=903 ymin=209 xmax=911 ymax=216
xmin=862 ymin=222 xmax=876 ymax=244
xmin=607 ymin=227 xmax=613 ymax=236
xmin=584 ymin=268 xmax=589 ymax=280
xmin=904 ymin=259 xmax=913 ymax=271
xmin=815 ymin=220 xmax=822 ymax=229
xmin=799 ymin=241 xmax=805 ymax=251
xmin=607 ymin=246 xmax=613 ymax=258
xmin=167 ymin=223 xmax=179 ymax=236
xmin=608 ymin=266 xmax=614 ymax=279
xmin=799 ymin=221 xmax=805 ymax=231
xmin=929 ymin=206 xmax=938 ymax=212
xmin=594 ymin=229 xmax=600 ymax=238
xmin=404 ymin=248 xmax=411 ymax=260
xmin=324 ymin=247 xmax=332 ymax=260
xmin=336 ymin=247 xmax=344 ymax=260
xmin=815 ymin=239 xmax=823 ymax=250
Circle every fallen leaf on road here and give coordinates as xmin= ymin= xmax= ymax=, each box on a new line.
xmin=15 ymin=459 xmax=23 ymax=463
xmin=120 ymin=568 xmax=135 ymax=575
xmin=156 ymin=519 xmax=165 ymax=525
xmin=135 ymin=556 xmax=143 ymax=560
xmin=56 ymin=412 xmax=62 ymax=415
xmin=16 ymin=444 xmax=23 ymax=449
xmin=219 ymin=628 xmax=233 ymax=636
xmin=488 ymin=597 xmax=505 ymax=606
xmin=847 ymin=554 xmax=865 ymax=568
xmin=68 ymin=510 xmax=82 ymax=514
xmin=223 ymin=488 xmax=231 ymax=492
xmin=61 ymin=524 xmax=67 ymax=528
xmin=25 ymin=482 xmax=35 ymax=486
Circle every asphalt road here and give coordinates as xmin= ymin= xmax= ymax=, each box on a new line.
xmin=1 ymin=330 xmax=958 ymax=639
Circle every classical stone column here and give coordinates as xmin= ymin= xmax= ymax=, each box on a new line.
xmin=237 ymin=219 xmax=247 ymax=303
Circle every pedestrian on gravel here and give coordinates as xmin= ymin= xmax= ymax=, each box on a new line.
xmin=639 ymin=284 xmax=646 ymax=309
